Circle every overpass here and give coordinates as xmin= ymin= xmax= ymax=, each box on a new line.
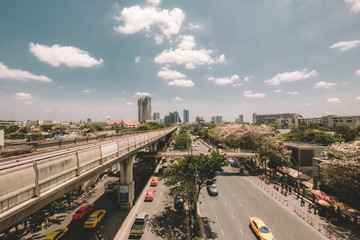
xmin=159 ymin=150 xmax=257 ymax=159
xmin=0 ymin=127 xmax=176 ymax=232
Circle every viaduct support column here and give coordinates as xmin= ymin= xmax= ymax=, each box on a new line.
xmin=119 ymin=155 xmax=135 ymax=209
xmin=149 ymin=141 xmax=159 ymax=153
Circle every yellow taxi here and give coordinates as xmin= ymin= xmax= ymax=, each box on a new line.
xmin=84 ymin=210 xmax=106 ymax=228
xmin=150 ymin=177 xmax=159 ymax=186
xmin=43 ymin=228 xmax=68 ymax=240
xmin=249 ymin=217 xmax=274 ymax=240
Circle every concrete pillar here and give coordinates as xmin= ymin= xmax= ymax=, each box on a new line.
xmin=119 ymin=155 xmax=135 ymax=209
xmin=149 ymin=141 xmax=159 ymax=153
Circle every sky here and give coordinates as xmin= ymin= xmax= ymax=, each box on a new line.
xmin=0 ymin=0 xmax=360 ymax=123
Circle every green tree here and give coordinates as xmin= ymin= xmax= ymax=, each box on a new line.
xmin=8 ymin=125 xmax=19 ymax=133
xmin=335 ymin=124 xmax=357 ymax=142
xmin=162 ymin=151 xmax=228 ymax=237
xmin=0 ymin=126 xmax=9 ymax=134
xmin=174 ymin=129 xmax=191 ymax=149
xmin=40 ymin=124 xmax=56 ymax=133
xmin=93 ymin=124 xmax=105 ymax=131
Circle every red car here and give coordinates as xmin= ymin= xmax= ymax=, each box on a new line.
xmin=144 ymin=189 xmax=156 ymax=201
xmin=72 ymin=204 xmax=95 ymax=220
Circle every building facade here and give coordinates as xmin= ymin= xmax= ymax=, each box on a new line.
xmin=153 ymin=112 xmax=160 ymax=121
xmin=253 ymin=113 xmax=303 ymax=129
xmin=183 ymin=109 xmax=189 ymax=123
xmin=211 ymin=115 xmax=223 ymax=124
xmin=137 ymin=96 xmax=152 ymax=124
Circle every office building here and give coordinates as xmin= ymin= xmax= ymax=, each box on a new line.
xmin=253 ymin=113 xmax=302 ymax=129
xmin=153 ymin=112 xmax=160 ymax=121
xmin=183 ymin=109 xmax=189 ymax=123
xmin=137 ymin=96 xmax=152 ymax=123
xmin=164 ymin=111 xmax=181 ymax=124
xmin=211 ymin=115 xmax=223 ymax=124
xmin=235 ymin=115 xmax=244 ymax=124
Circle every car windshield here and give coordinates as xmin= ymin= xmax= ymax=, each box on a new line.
xmin=87 ymin=217 xmax=95 ymax=222
xmin=259 ymin=226 xmax=270 ymax=233
xmin=75 ymin=210 xmax=83 ymax=214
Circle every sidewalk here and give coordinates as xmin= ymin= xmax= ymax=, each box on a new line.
xmin=248 ymin=175 xmax=357 ymax=240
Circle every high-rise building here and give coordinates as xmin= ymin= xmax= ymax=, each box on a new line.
xmin=236 ymin=115 xmax=244 ymax=124
xmin=153 ymin=112 xmax=160 ymax=120
xmin=183 ymin=109 xmax=189 ymax=123
xmin=138 ymin=96 xmax=152 ymax=123
xmin=164 ymin=111 xmax=181 ymax=124
xmin=211 ymin=115 xmax=223 ymax=124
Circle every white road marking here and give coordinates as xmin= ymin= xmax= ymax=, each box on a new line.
xmin=238 ymin=202 xmax=242 ymax=207
xmin=231 ymin=214 xmax=235 ymax=219
xmin=215 ymin=214 xmax=219 ymax=220
xmin=221 ymin=230 xmax=225 ymax=236
xmin=210 ymin=202 xmax=213 ymax=207
xmin=240 ymin=229 xmax=244 ymax=235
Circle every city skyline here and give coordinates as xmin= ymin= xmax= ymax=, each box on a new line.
xmin=1 ymin=0 xmax=360 ymax=123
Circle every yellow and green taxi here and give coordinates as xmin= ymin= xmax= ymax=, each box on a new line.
xmin=43 ymin=228 xmax=68 ymax=240
xmin=84 ymin=210 xmax=106 ymax=228
xmin=249 ymin=217 xmax=274 ymax=240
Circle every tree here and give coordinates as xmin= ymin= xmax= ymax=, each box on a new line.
xmin=78 ymin=124 xmax=95 ymax=135
xmin=8 ymin=125 xmax=19 ymax=133
xmin=162 ymin=151 xmax=228 ymax=237
xmin=321 ymin=141 xmax=360 ymax=205
xmin=174 ymin=129 xmax=191 ymax=150
xmin=0 ymin=126 xmax=9 ymax=134
xmin=335 ymin=124 xmax=357 ymax=142
xmin=40 ymin=124 xmax=55 ymax=133
xmin=51 ymin=124 xmax=69 ymax=135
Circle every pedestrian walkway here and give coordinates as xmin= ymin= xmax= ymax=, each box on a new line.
xmin=249 ymin=176 xmax=353 ymax=240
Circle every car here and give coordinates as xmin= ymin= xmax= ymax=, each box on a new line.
xmin=194 ymin=147 xmax=198 ymax=151
xmin=249 ymin=217 xmax=275 ymax=240
xmin=174 ymin=195 xmax=184 ymax=209
xmin=206 ymin=184 xmax=218 ymax=196
xmin=84 ymin=210 xmax=106 ymax=229
xmin=145 ymin=189 xmax=156 ymax=201
xmin=72 ymin=204 xmax=95 ymax=220
xmin=162 ymin=162 xmax=168 ymax=168
xmin=43 ymin=228 xmax=68 ymax=240
xmin=150 ymin=177 xmax=159 ymax=186
xmin=230 ymin=160 xmax=238 ymax=167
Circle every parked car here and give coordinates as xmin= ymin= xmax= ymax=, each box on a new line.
xmin=105 ymin=180 xmax=119 ymax=194
xmin=230 ymin=160 xmax=238 ymax=167
xmin=72 ymin=204 xmax=95 ymax=220
xmin=174 ymin=195 xmax=184 ymax=209
xmin=130 ymin=212 xmax=148 ymax=237
xmin=145 ymin=189 xmax=156 ymax=201
xmin=150 ymin=177 xmax=159 ymax=186
xmin=43 ymin=228 xmax=68 ymax=240
xmin=249 ymin=217 xmax=274 ymax=240
xmin=84 ymin=210 xmax=106 ymax=229
xmin=206 ymin=184 xmax=218 ymax=196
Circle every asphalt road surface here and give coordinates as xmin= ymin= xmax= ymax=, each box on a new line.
xmin=199 ymin=165 xmax=328 ymax=240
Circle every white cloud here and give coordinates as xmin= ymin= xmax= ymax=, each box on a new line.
xmin=29 ymin=43 xmax=103 ymax=67
xmin=243 ymin=90 xmax=265 ymax=98
xmin=244 ymin=76 xmax=251 ymax=82
xmin=208 ymin=75 xmax=240 ymax=86
xmin=83 ymin=90 xmax=91 ymax=93
xmin=134 ymin=91 xmax=152 ymax=97
xmin=0 ymin=62 xmax=52 ymax=82
xmin=274 ymin=89 xmax=283 ymax=93
xmin=345 ymin=0 xmax=360 ymax=13
xmin=330 ymin=40 xmax=360 ymax=51
xmin=147 ymin=0 xmax=161 ymax=6
xmin=187 ymin=22 xmax=202 ymax=30
xmin=314 ymin=81 xmax=336 ymax=89
xmin=326 ymin=98 xmax=343 ymax=104
xmin=157 ymin=66 xmax=186 ymax=79
xmin=264 ymin=68 xmax=317 ymax=85
xmin=114 ymin=5 xmax=185 ymax=40
xmin=172 ymin=96 xmax=184 ymax=102
xmin=356 ymin=96 xmax=360 ymax=101
xmin=14 ymin=92 xmax=32 ymax=101
xmin=154 ymin=34 xmax=164 ymax=45
xmin=287 ymin=91 xmax=299 ymax=95
xmin=305 ymin=103 xmax=312 ymax=106
xmin=232 ymin=83 xmax=242 ymax=87
xmin=355 ymin=69 xmax=360 ymax=76
xmin=168 ymin=79 xmax=195 ymax=87
xmin=154 ymin=35 xmax=225 ymax=69
xmin=135 ymin=56 xmax=142 ymax=63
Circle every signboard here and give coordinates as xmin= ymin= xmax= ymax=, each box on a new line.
xmin=119 ymin=185 xmax=129 ymax=202
xmin=0 ymin=130 xmax=4 ymax=146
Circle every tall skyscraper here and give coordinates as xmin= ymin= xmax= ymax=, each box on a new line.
xmin=239 ymin=115 xmax=244 ymax=123
xmin=211 ymin=115 xmax=223 ymax=124
xmin=183 ymin=109 xmax=189 ymax=123
xmin=137 ymin=96 xmax=152 ymax=123
xmin=153 ymin=112 xmax=160 ymax=120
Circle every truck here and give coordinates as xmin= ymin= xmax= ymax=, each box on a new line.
xmin=130 ymin=212 xmax=148 ymax=237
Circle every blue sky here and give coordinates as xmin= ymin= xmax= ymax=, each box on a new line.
xmin=0 ymin=0 xmax=360 ymax=123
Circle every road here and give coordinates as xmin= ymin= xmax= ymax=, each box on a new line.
xmin=115 ymin=160 xmax=187 ymax=240
xmin=199 ymin=165 xmax=328 ymax=240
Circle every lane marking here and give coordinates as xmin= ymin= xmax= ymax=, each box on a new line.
xmin=240 ymin=229 xmax=244 ymax=235
xmin=238 ymin=202 xmax=242 ymax=207
xmin=215 ymin=214 xmax=219 ymax=220
xmin=221 ymin=230 xmax=225 ymax=236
